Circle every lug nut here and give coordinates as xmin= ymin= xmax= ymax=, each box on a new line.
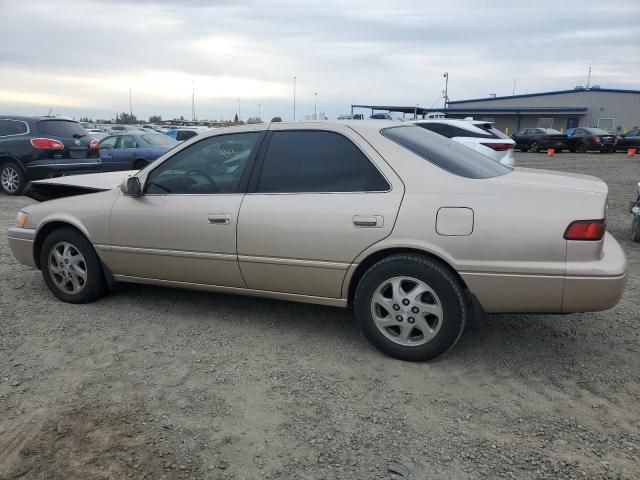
xmin=408 ymin=317 xmax=415 ymax=324
xmin=396 ymin=315 xmax=403 ymax=322
xmin=411 ymin=307 xmax=419 ymax=314
xmin=402 ymin=299 xmax=410 ymax=306
xmin=393 ymin=304 xmax=400 ymax=311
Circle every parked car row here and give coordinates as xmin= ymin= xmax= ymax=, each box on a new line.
xmin=511 ymin=127 xmax=639 ymax=153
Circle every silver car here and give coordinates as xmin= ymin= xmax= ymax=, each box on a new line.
xmin=8 ymin=121 xmax=627 ymax=361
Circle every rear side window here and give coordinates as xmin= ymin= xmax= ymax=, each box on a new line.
xmin=382 ymin=126 xmax=510 ymax=179
xmin=417 ymin=123 xmax=452 ymax=137
xmin=0 ymin=119 xmax=28 ymax=136
xmin=257 ymin=131 xmax=390 ymax=193
xmin=38 ymin=120 xmax=87 ymax=138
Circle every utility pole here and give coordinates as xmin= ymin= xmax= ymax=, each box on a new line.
xmin=238 ymin=99 xmax=241 ymax=121
xmin=512 ymin=78 xmax=517 ymax=95
xmin=314 ymin=92 xmax=318 ymax=119
xmin=586 ymin=65 xmax=592 ymax=89
xmin=191 ymin=81 xmax=196 ymax=121
xmin=258 ymin=103 xmax=261 ymax=120
xmin=442 ymin=72 xmax=449 ymax=110
xmin=129 ymin=88 xmax=132 ymax=119
xmin=293 ymin=76 xmax=297 ymax=121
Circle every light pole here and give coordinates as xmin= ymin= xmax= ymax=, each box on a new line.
xmin=293 ymin=76 xmax=297 ymax=121
xmin=192 ymin=81 xmax=196 ymax=121
xmin=314 ymin=92 xmax=318 ymax=119
xmin=258 ymin=103 xmax=261 ymax=120
xmin=129 ymin=88 xmax=132 ymax=119
xmin=442 ymin=72 xmax=449 ymax=110
xmin=238 ymin=99 xmax=241 ymax=121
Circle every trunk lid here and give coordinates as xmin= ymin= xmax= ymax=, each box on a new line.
xmin=36 ymin=119 xmax=99 ymax=160
xmin=492 ymin=167 xmax=608 ymax=194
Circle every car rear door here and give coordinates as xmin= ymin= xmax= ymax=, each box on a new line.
xmin=236 ymin=124 xmax=404 ymax=299
xmin=31 ymin=120 xmax=101 ymax=176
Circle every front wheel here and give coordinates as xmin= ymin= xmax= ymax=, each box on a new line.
xmin=354 ymin=254 xmax=469 ymax=361
xmin=632 ymin=217 xmax=640 ymax=242
xmin=529 ymin=141 xmax=540 ymax=153
xmin=0 ymin=162 xmax=26 ymax=195
xmin=577 ymin=144 xmax=587 ymax=153
xmin=40 ymin=228 xmax=107 ymax=303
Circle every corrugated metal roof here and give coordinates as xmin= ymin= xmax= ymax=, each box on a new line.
xmin=449 ymin=88 xmax=640 ymax=104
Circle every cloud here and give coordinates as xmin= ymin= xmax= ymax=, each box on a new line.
xmin=0 ymin=0 xmax=638 ymax=120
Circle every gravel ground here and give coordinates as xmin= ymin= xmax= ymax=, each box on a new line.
xmin=0 ymin=151 xmax=639 ymax=480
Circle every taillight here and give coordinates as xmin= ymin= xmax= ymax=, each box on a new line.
xmin=480 ymin=142 xmax=514 ymax=151
xmin=90 ymin=139 xmax=99 ymax=149
xmin=592 ymin=136 xmax=601 ymax=142
xmin=31 ymin=138 xmax=64 ymax=149
xmin=563 ymin=219 xmax=606 ymax=241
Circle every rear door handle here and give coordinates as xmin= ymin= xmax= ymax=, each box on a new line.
xmin=208 ymin=213 xmax=231 ymax=225
xmin=353 ymin=215 xmax=384 ymax=228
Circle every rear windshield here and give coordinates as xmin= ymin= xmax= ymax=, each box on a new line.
xmin=38 ymin=120 xmax=87 ymax=138
xmin=382 ymin=126 xmax=511 ymax=179
xmin=540 ymin=128 xmax=563 ymax=134
xmin=143 ymin=134 xmax=178 ymax=146
xmin=485 ymin=126 xmax=510 ymax=139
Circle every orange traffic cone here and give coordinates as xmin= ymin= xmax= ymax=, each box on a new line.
xmin=628 ymin=148 xmax=637 ymax=157
xmin=547 ymin=148 xmax=555 ymax=157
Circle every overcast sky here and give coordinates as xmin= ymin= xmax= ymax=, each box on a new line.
xmin=1 ymin=0 xmax=638 ymax=122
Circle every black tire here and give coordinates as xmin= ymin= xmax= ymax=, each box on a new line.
xmin=529 ymin=141 xmax=539 ymax=153
xmin=40 ymin=227 xmax=107 ymax=303
xmin=354 ymin=254 xmax=468 ymax=361
xmin=0 ymin=162 xmax=26 ymax=195
xmin=632 ymin=217 xmax=640 ymax=243
xmin=134 ymin=159 xmax=149 ymax=170
xmin=577 ymin=144 xmax=587 ymax=153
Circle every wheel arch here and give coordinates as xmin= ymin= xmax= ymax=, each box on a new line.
xmin=344 ymin=246 xmax=469 ymax=307
xmin=0 ymin=154 xmax=25 ymax=172
xmin=33 ymin=220 xmax=92 ymax=269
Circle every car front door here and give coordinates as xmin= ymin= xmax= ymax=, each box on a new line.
xmin=236 ymin=125 xmax=404 ymax=299
xmin=104 ymin=129 xmax=265 ymax=287
xmin=115 ymin=135 xmax=140 ymax=169
xmin=98 ymin=135 xmax=118 ymax=171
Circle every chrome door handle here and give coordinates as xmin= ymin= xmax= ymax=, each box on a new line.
xmin=208 ymin=213 xmax=231 ymax=224
xmin=353 ymin=215 xmax=383 ymax=228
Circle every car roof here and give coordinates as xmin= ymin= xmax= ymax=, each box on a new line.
xmin=414 ymin=119 xmax=493 ymax=126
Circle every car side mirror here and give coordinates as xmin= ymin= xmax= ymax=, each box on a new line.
xmin=121 ymin=177 xmax=142 ymax=196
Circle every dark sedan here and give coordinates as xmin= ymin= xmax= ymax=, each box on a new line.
xmin=567 ymin=127 xmax=617 ymax=153
xmin=616 ymin=128 xmax=640 ymax=152
xmin=511 ymin=128 xmax=568 ymax=153
xmin=99 ymin=133 xmax=178 ymax=171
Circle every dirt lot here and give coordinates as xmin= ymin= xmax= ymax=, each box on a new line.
xmin=0 ymin=151 xmax=639 ymax=480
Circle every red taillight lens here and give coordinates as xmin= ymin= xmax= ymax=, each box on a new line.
xmin=563 ymin=219 xmax=606 ymax=241
xmin=90 ymin=139 xmax=99 ymax=149
xmin=31 ymin=138 xmax=64 ymax=149
xmin=480 ymin=142 xmax=514 ymax=151
xmin=592 ymin=136 xmax=601 ymax=142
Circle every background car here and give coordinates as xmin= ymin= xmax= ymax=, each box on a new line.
xmin=616 ymin=128 xmax=640 ymax=152
xmin=8 ymin=121 xmax=626 ymax=361
xmin=0 ymin=116 xmax=100 ymax=195
xmin=370 ymin=113 xmax=393 ymax=120
xmin=564 ymin=127 xmax=577 ymax=137
xmin=511 ymin=128 xmax=568 ymax=153
xmin=632 ymin=182 xmax=640 ymax=242
xmin=567 ymin=127 xmax=617 ymax=153
xmin=98 ymin=132 xmax=178 ymax=171
xmin=165 ymin=128 xmax=199 ymax=142
xmin=414 ymin=119 xmax=515 ymax=166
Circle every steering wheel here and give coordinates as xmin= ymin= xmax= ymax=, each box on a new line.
xmin=185 ymin=169 xmax=220 ymax=192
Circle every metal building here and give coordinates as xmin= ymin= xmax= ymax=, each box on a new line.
xmin=445 ymin=87 xmax=640 ymax=134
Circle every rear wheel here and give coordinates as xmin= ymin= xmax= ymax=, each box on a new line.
xmin=529 ymin=141 xmax=540 ymax=153
xmin=632 ymin=217 xmax=640 ymax=243
xmin=577 ymin=144 xmax=587 ymax=153
xmin=354 ymin=254 xmax=468 ymax=361
xmin=0 ymin=162 xmax=26 ymax=195
xmin=40 ymin=228 xmax=107 ymax=303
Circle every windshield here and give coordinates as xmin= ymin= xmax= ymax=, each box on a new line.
xmin=143 ymin=134 xmax=179 ymax=146
xmin=382 ymin=125 xmax=511 ymax=179
xmin=38 ymin=120 xmax=87 ymax=138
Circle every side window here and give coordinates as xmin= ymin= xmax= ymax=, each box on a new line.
xmin=417 ymin=123 xmax=452 ymax=137
xmin=575 ymin=129 xmax=586 ymax=136
xmin=99 ymin=136 xmax=118 ymax=148
xmin=119 ymin=135 xmax=137 ymax=149
xmin=0 ymin=119 xmax=28 ymax=136
xmin=145 ymin=132 xmax=261 ymax=195
xmin=257 ymin=130 xmax=390 ymax=193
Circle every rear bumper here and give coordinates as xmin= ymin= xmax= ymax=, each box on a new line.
xmin=7 ymin=227 xmax=37 ymax=268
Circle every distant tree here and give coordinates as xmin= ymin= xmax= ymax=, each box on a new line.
xmin=271 ymin=116 xmax=282 ymax=122
xmin=149 ymin=115 xmax=162 ymax=123
xmin=179 ymin=115 xmax=185 ymax=121
xmin=79 ymin=116 xmax=94 ymax=123
xmin=233 ymin=113 xmax=239 ymax=124
xmin=117 ymin=112 xmax=137 ymax=124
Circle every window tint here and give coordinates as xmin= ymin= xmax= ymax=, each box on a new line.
xmin=99 ymin=136 xmax=118 ymax=148
xmin=38 ymin=120 xmax=87 ymax=137
xmin=0 ymin=119 xmax=28 ymax=136
xmin=416 ymin=123 xmax=452 ymax=137
xmin=146 ymin=132 xmax=261 ymax=195
xmin=118 ymin=135 xmax=137 ymax=149
xmin=382 ymin=126 xmax=510 ymax=179
xmin=257 ymin=131 xmax=390 ymax=193
xmin=177 ymin=130 xmax=198 ymax=141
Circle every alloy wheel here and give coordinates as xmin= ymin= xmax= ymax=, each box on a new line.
xmin=48 ymin=242 xmax=88 ymax=294
xmin=370 ymin=276 xmax=443 ymax=347
xmin=529 ymin=142 xmax=539 ymax=153
xmin=0 ymin=166 xmax=20 ymax=193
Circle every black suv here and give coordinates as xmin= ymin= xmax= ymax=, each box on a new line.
xmin=511 ymin=128 xmax=568 ymax=152
xmin=0 ymin=116 xmax=102 ymax=195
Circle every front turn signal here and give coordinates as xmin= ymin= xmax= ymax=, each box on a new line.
xmin=15 ymin=211 xmax=29 ymax=228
